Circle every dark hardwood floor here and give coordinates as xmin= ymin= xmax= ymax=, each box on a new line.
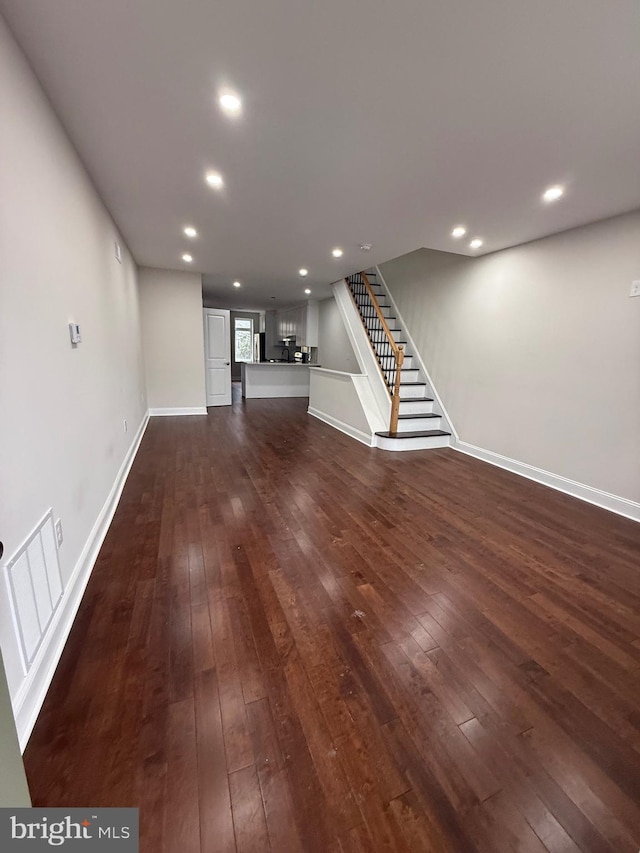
xmin=24 ymin=397 xmax=640 ymax=852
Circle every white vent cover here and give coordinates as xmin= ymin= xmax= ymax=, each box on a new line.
xmin=4 ymin=509 xmax=64 ymax=672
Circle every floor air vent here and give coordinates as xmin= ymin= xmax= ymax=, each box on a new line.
xmin=4 ymin=509 xmax=64 ymax=672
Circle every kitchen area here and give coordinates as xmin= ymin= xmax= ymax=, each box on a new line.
xmin=241 ymin=300 xmax=320 ymax=399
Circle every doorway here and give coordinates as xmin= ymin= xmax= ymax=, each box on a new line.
xmin=231 ymin=310 xmax=261 ymax=381
xmin=203 ymin=308 xmax=231 ymax=406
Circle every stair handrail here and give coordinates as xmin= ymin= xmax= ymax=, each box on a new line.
xmin=347 ymin=271 xmax=404 ymax=434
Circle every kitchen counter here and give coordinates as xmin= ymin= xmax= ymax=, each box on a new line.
xmin=241 ymin=362 xmax=320 ymax=398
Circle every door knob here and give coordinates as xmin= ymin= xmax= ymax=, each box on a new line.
xmin=224 ymin=361 xmax=230 ymax=365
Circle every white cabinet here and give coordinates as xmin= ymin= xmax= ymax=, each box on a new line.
xmin=303 ymin=300 xmax=319 ymax=347
xmin=276 ymin=301 xmax=318 ymax=346
xmin=276 ymin=305 xmax=298 ymax=340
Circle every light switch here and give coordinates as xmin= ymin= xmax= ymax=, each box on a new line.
xmin=69 ymin=322 xmax=81 ymax=344
xmin=630 ymin=280 xmax=640 ymax=298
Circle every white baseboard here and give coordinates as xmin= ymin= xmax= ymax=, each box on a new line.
xmin=12 ymin=413 xmax=150 ymax=751
xmin=453 ymin=440 xmax=640 ymax=523
xmin=149 ymin=406 xmax=207 ymax=416
xmin=307 ymin=407 xmax=375 ymax=447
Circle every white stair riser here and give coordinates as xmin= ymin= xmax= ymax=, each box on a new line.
xmin=399 ymin=371 xmax=421 ymax=383
xmin=384 ymin=370 xmax=422 ymax=385
xmin=396 ymin=416 xmax=442 ymax=432
xmin=376 ymin=434 xmax=450 ymax=451
xmin=399 ymin=384 xmax=428 ymax=399
xmin=399 ymin=399 xmax=434 ymax=414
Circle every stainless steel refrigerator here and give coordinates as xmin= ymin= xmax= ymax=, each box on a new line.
xmin=253 ymin=332 xmax=266 ymax=362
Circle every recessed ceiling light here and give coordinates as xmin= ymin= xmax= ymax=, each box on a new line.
xmin=304 ymin=288 xmax=311 ymax=295
xmin=359 ymin=243 xmax=372 ymax=252
xmin=299 ymin=268 xmax=308 ymax=277
xmin=469 ymin=239 xmax=483 ymax=250
xmin=205 ymin=171 xmax=224 ymax=188
xmin=542 ymin=185 xmax=564 ymax=202
xmin=183 ymin=226 xmax=197 ymax=238
xmin=219 ymin=92 xmax=242 ymax=114
xmin=332 ymin=248 xmax=343 ymax=258
xmin=182 ymin=253 xmax=193 ymax=263
xmin=233 ymin=281 xmax=241 ymax=288
xmin=451 ymin=226 xmax=466 ymax=238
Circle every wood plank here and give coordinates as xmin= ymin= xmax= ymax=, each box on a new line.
xmin=194 ymin=669 xmax=236 ymax=853
xmin=163 ymin=698 xmax=200 ymax=853
xmin=246 ymin=697 xmax=303 ymax=853
xmin=228 ymin=764 xmax=269 ymax=853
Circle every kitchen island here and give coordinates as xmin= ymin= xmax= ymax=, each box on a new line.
xmin=241 ymin=362 xmax=317 ymax=399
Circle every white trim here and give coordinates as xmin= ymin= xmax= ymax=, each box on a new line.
xmin=149 ymin=406 xmax=207 ymax=416
xmin=453 ymin=440 xmax=640 ymax=523
xmin=375 ymin=265 xmax=459 ymax=441
xmin=307 ymin=407 xmax=375 ymax=447
xmin=12 ymin=412 xmax=150 ymax=751
xmin=309 ymin=367 xmax=367 ymax=378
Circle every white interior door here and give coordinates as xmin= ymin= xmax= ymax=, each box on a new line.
xmin=203 ymin=308 xmax=232 ymax=406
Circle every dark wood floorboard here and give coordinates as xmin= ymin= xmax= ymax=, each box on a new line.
xmin=24 ymin=397 xmax=640 ymax=852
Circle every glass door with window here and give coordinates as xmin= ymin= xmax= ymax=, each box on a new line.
xmin=232 ymin=317 xmax=254 ymax=381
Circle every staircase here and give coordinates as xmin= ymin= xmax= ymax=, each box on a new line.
xmin=346 ymin=269 xmax=451 ymax=450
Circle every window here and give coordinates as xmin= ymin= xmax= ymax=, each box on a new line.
xmin=234 ymin=317 xmax=253 ymax=363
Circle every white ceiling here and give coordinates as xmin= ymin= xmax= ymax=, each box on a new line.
xmin=2 ymin=0 xmax=639 ymax=309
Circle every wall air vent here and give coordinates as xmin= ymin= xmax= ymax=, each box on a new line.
xmin=4 ymin=509 xmax=64 ymax=673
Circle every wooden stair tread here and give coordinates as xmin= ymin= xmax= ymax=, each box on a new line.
xmin=397 ymin=413 xmax=440 ymax=419
xmin=399 ymin=396 xmax=434 ymax=403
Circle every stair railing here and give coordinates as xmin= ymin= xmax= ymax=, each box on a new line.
xmin=345 ymin=271 xmax=404 ymax=434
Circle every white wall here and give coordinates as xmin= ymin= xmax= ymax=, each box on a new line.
xmin=380 ymin=211 xmax=640 ymax=504
xmin=138 ymin=267 xmax=206 ymax=411
xmin=317 ymin=296 xmax=359 ymax=371
xmin=308 ymin=370 xmax=374 ymax=446
xmin=0 ymin=13 xmax=147 ymax=705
